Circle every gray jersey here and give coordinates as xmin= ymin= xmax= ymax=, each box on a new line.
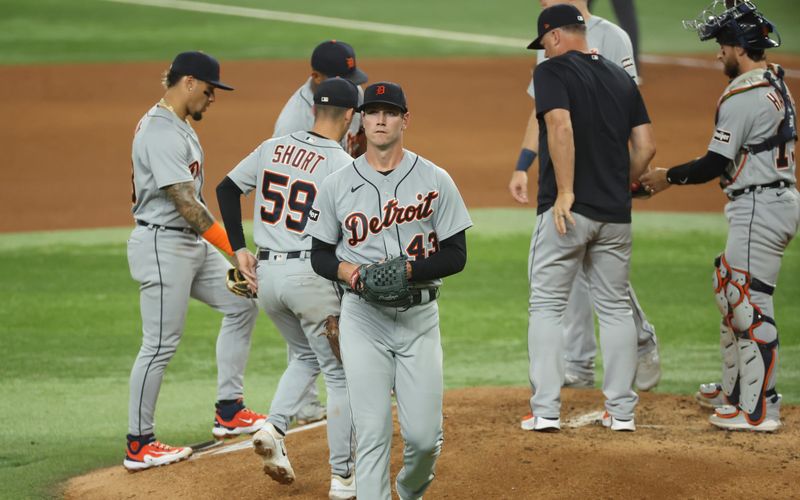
xmin=527 ymin=15 xmax=638 ymax=98
xmin=227 ymin=132 xmax=353 ymax=252
xmin=307 ymin=150 xmax=473 ymax=287
xmin=273 ymin=78 xmax=363 ymax=149
xmin=709 ymin=65 xmax=797 ymax=193
xmin=131 ymin=105 xmax=204 ymax=227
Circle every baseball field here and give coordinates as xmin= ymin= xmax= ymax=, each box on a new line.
xmin=1 ymin=0 xmax=799 ymax=498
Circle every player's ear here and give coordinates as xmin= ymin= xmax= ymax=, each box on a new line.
xmin=310 ymin=71 xmax=326 ymax=85
xmin=402 ymin=111 xmax=410 ymax=130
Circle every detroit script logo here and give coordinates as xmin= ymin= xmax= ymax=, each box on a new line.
xmin=345 ymin=191 xmax=439 ymax=246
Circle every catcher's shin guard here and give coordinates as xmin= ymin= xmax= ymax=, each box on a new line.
xmin=713 ymin=255 xmax=739 ymax=405
xmin=722 ymin=265 xmax=780 ymax=424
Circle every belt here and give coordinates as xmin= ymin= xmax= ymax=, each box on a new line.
xmin=346 ymin=287 xmax=439 ymax=306
xmin=727 ymin=180 xmax=794 ymax=200
xmin=258 ymin=250 xmax=311 ymax=261
xmin=136 ymin=220 xmax=196 ymax=234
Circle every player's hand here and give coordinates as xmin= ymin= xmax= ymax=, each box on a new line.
xmin=639 ymin=168 xmax=670 ymax=196
xmin=509 ymin=171 xmax=529 ymax=204
xmin=234 ymin=248 xmax=258 ymax=294
xmin=553 ymin=192 xmax=576 ymax=236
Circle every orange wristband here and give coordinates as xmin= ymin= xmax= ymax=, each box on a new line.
xmin=201 ymin=221 xmax=234 ymax=257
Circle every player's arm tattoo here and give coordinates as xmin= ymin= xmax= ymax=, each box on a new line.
xmin=165 ymin=181 xmax=215 ymax=233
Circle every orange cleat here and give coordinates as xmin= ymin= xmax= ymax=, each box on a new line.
xmin=123 ymin=438 xmax=192 ymax=471
xmin=213 ymin=404 xmax=267 ymax=438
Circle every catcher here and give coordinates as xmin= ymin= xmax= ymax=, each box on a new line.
xmin=307 ymin=82 xmax=473 ymax=500
xmin=216 ymin=77 xmax=359 ymax=499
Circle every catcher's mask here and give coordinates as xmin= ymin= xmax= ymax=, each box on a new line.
xmin=682 ymin=1 xmax=780 ymax=50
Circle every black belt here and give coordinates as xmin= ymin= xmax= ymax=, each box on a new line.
xmin=728 ymin=180 xmax=794 ymax=200
xmin=346 ymin=287 xmax=439 ymax=306
xmin=136 ymin=220 xmax=196 ymax=234
xmin=258 ymin=250 xmax=310 ymax=261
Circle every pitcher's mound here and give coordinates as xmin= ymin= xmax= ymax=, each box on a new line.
xmin=64 ymin=387 xmax=800 ymax=499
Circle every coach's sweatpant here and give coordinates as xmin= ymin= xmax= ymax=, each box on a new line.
xmin=527 ymin=210 xmax=639 ymax=420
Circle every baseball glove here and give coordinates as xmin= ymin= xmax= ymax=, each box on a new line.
xmin=350 ymin=255 xmax=413 ymax=308
xmin=347 ymin=126 xmax=367 ymax=157
xmin=321 ymin=315 xmax=342 ymax=363
xmin=226 ymin=268 xmax=256 ymax=299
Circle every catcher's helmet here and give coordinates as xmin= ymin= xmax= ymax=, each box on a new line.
xmin=683 ymin=1 xmax=780 ymax=50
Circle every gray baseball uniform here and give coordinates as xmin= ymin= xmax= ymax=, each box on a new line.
xmin=274 ymin=78 xmax=363 ymax=148
xmin=709 ymin=65 xmax=798 ymax=422
xmin=528 ymin=14 xmax=656 ymax=386
xmin=307 ymin=151 xmax=472 ymax=500
xmin=128 ymin=104 xmax=258 ymax=436
xmin=226 ymin=131 xmax=354 ymax=476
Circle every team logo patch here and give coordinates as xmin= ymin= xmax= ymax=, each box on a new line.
xmin=308 ymin=208 xmax=320 ymax=221
xmin=713 ymin=128 xmax=732 ymax=144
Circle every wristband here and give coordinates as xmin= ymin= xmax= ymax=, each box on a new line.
xmin=202 ymin=221 xmax=234 ymax=257
xmin=515 ymin=148 xmax=538 ymax=172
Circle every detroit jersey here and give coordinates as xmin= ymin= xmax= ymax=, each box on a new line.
xmin=131 ymin=105 xmax=204 ymax=228
xmin=527 ymin=15 xmax=638 ymax=98
xmin=227 ymin=131 xmax=353 ymax=252
xmin=307 ymin=151 xmax=473 ymax=287
xmin=274 ymin=78 xmax=363 ymax=149
xmin=709 ymin=65 xmax=797 ymax=193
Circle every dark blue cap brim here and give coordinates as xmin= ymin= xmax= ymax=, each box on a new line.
xmin=344 ymin=68 xmax=368 ymax=85
xmin=206 ymin=79 xmax=234 ymax=91
xmin=357 ymin=100 xmax=407 ymax=113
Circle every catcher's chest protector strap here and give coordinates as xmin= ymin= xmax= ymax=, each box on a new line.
xmin=747 ymin=68 xmax=798 ymax=154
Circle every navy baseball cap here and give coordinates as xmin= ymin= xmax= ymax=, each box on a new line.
xmin=527 ymin=4 xmax=585 ymax=50
xmin=313 ymin=77 xmax=360 ymax=109
xmin=170 ymin=51 xmax=234 ymax=91
xmin=357 ymin=82 xmax=407 ymax=113
xmin=311 ymin=40 xmax=368 ymax=85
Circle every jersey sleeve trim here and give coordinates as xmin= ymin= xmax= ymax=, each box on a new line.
xmin=719 ymin=82 xmax=772 ymax=106
xmin=435 ymin=220 xmax=474 ymax=243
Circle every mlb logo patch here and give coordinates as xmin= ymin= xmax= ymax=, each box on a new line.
xmin=713 ymin=128 xmax=732 ymax=144
xmin=321 ymin=97 xmax=329 ymax=103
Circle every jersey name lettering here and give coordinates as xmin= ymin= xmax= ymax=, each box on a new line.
xmin=271 ymin=144 xmax=326 ymax=174
xmin=344 ymin=191 xmax=439 ymax=246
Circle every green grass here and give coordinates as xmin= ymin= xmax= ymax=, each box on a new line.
xmin=0 ymin=0 xmax=797 ymax=64
xmin=1 ymin=209 xmax=798 ymax=498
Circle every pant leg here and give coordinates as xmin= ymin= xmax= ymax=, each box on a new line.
xmin=190 ymin=242 xmax=259 ymax=401
xmin=628 ymin=284 xmax=657 ymax=355
xmin=339 ymin=294 xmax=396 ymax=500
xmin=585 ymin=222 xmax=638 ymax=419
xmin=528 ymin=210 xmax=589 ymax=418
xmin=278 ymin=261 xmax=354 ymax=477
xmin=127 ymin=227 xmax=200 ymax=436
xmin=563 ymin=268 xmax=597 ymax=377
xmin=394 ymin=302 xmax=443 ymax=500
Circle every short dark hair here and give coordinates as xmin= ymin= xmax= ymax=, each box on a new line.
xmin=314 ymin=104 xmax=351 ymax=119
xmin=745 ymin=48 xmax=766 ymax=62
xmin=560 ymin=23 xmax=587 ymax=36
xmin=161 ymin=69 xmax=184 ymax=89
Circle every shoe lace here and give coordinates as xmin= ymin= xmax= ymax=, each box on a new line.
xmin=150 ymin=440 xmax=177 ymax=451
xmin=239 ymin=407 xmax=263 ymax=418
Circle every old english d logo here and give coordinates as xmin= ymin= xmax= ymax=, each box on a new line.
xmin=346 ymin=57 xmax=355 ymax=69
xmin=544 ymin=23 xmax=550 ymax=29
xmin=376 ymin=85 xmax=386 ymax=95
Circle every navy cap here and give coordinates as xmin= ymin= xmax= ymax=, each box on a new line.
xmin=357 ymin=82 xmax=407 ymax=113
xmin=313 ymin=77 xmax=360 ymax=109
xmin=528 ymin=4 xmax=585 ymax=50
xmin=311 ymin=40 xmax=368 ymax=85
xmin=170 ymin=51 xmax=234 ymax=90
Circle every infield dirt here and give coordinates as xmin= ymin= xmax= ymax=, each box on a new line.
xmin=4 ymin=55 xmax=798 ymax=232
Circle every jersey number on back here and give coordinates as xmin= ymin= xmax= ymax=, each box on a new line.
xmin=260 ymin=170 xmax=317 ymax=233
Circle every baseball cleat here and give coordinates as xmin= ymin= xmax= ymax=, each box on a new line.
xmin=212 ymin=405 xmax=267 ymax=438
xmin=123 ymin=438 xmax=192 ymax=471
xmin=694 ymin=382 xmax=728 ymax=409
xmin=253 ymin=423 xmax=295 ymax=484
xmin=709 ymin=394 xmax=782 ymax=432
xmin=521 ymin=413 xmax=561 ymax=432
xmin=563 ymin=372 xmax=594 ymax=388
xmin=329 ymin=472 xmax=357 ymax=500
xmin=294 ymin=399 xmax=327 ymax=426
xmin=635 ymin=345 xmax=662 ymax=391
xmin=600 ymin=411 xmax=636 ymax=431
